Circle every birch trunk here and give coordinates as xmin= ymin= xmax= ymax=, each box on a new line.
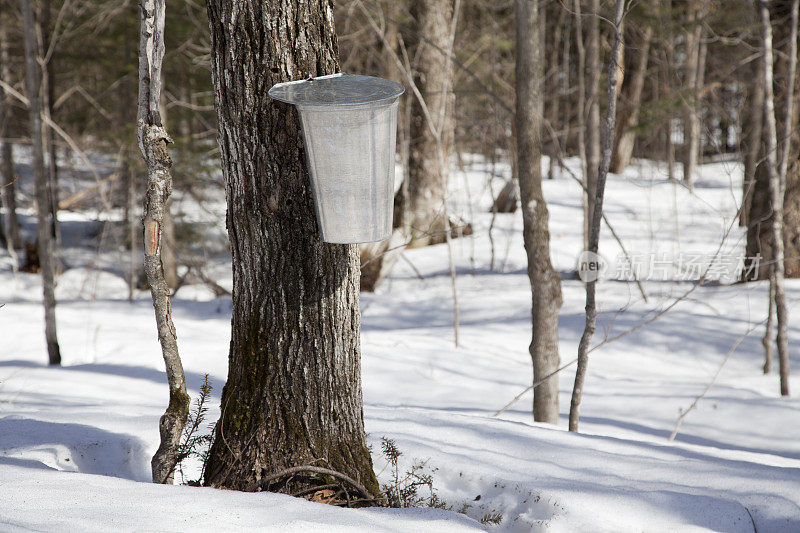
xmin=746 ymin=0 xmax=800 ymax=283
xmin=202 ymin=0 xmax=379 ymax=496
xmin=137 ymin=0 xmax=190 ymax=484
xmin=21 ymin=0 xmax=60 ymax=366
xmin=758 ymin=0 xmax=795 ymax=397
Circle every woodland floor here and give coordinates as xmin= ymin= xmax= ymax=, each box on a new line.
xmin=1 ymin=152 xmax=798 ymax=531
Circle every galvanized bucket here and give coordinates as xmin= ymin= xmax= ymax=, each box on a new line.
xmin=268 ymin=73 xmax=405 ymax=244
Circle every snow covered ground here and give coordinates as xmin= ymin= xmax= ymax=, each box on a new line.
xmin=1 ymin=155 xmax=799 ymax=531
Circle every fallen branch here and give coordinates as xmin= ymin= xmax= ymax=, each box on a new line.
xmin=58 ymin=172 xmax=118 ymax=210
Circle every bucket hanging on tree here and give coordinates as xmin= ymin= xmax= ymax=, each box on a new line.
xmin=269 ymin=73 xmax=405 ymax=244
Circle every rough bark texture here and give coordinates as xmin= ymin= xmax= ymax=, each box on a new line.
xmin=21 ymin=0 xmax=60 ymax=366
xmin=610 ymin=25 xmax=652 ymax=174
xmin=405 ymin=0 xmax=455 ymax=245
xmin=516 ymin=0 xmax=562 ymax=425
xmin=0 ymin=6 xmax=19 ymax=250
xmin=569 ymin=0 xmax=625 ymax=432
xmin=746 ymin=0 xmax=800 ymax=281
xmin=161 ymin=202 xmax=178 ymax=289
xmin=202 ymin=0 xmax=379 ymax=496
xmin=137 ymin=0 xmax=190 ymax=484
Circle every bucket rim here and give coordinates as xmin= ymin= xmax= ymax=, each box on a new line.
xmin=268 ymin=73 xmax=405 ymax=108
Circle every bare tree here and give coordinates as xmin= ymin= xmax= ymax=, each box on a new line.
xmin=545 ymin=3 xmax=566 ymax=180
xmin=516 ymin=0 xmax=563 ymax=424
xmin=584 ymin=0 xmax=601 ymax=251
xmin=759 ymin=0 xmax=795 ymax=397
xmin=741 ymin=53 xmax=764 ymax=228
xmin=137 ymin=0 xmax=190 ymax=483
xmin=202 ymin=0 xmax=379 ymax=496
xmin=39 ymin=0 xmax=59 ymax=250
xmin=569 ymin=0 xmax=626 ymax=432
xmin=404 ymin=0 xmax=456 ymax=245
xmin=21 ymin=0 xmax=60 ymax=366
xmin=0 ymin=4 xmax=20 ymax=251
xmin=681 ymin=0 xmax=706 ymax=187
xmin=358 ymin=1 xmax=406 ymax=293
xmin=745 ymin=1 xmax=800 ymax=282
xmin=610 ymin=22 xmax=653 ymax=174
xmin=573 ymin=0 xmax=588 ymax=207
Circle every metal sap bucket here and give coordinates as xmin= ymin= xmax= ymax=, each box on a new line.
xmin=268 ymin=74 xmax=405 ymax=244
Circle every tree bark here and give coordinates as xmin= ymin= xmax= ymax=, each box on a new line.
xmin=661 ymin=13 xmax=677 ymax=182
xmin=202 ymin=0 xmax=379 ymax=496
xmin=746 ymin=0 xmax=800 ymax=282
xmin=137 ymin=0 xmax=190 ymax=484
xmin=0 ymin=6 xmax=20 ymax=250
xmin=758 ymin=0 xmax=795 ymax=397
xmin=584 ymin=0 xmax=600 ymax=251
xmin=516 ymin=0 xmax=562 ymax=425
xmin=681 ymin=1 xmax=704 ymax=187
xmin=405 ymin=0 xmax=456 ymax=245
xmin=359 ymin=0 xmax=405 ymax=292
xmin=573 ymin=0 xmax=588 ymax=214
xmin=21 ymin=0 xmax=60 ymax=366
xmin=569 ymin=0 xmax=625 ymax=432
xmin=741 ymin=55 xmax=764 ymax=227
xmin=610 ymin=25 xmax=652 ymax=174
xmin=776 ymin=0 xmax=797 ymax=397
xmin=40 ymin=0 xmax=59 ymax=251
xmin=545 ymin=3 xmax=565 ymax=180
xmin=161 ymin=201 xmax=178 ymax=289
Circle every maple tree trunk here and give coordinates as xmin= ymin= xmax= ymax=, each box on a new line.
xmin=202 ymin=0 xmax=379 ymax=496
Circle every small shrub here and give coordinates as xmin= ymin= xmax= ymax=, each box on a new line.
xmin=378 ymin=437 xmax=505 ymax=527
xmin=175 ymin=374 xmax=215 ymax=485
xmin=380 ymin=437 xmax=446 ymax=509
xmin=480 ymin=511 xmax=503 ymax=525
